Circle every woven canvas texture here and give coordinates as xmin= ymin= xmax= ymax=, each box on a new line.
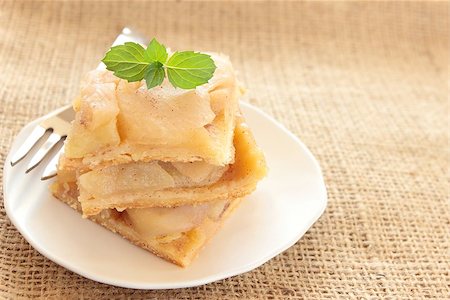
xmin=0 ymin=1 xmax=448 ymax=298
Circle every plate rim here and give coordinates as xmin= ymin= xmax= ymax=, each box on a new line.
xmin=3 ymin=101 xmax=328 ymax=289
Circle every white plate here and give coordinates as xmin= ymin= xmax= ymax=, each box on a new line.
xmin=3 ymin=102 xmax=327 ymax=289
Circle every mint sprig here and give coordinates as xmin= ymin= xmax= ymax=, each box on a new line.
xmin=102 ymin=38 xmax=216 ymax=89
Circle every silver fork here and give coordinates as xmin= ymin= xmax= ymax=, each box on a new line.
xmin=10 ymin=27 xmax=147 ymax=180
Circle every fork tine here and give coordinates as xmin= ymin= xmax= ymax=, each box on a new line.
xmin=41 ymin=144 xmax=65 ymax=180
xmin=10 ymin=126 xmax=47 ymax=166
xmin=26 ymin=133 xmax=63 ymax=173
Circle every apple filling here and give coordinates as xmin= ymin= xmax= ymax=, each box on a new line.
xmin=124 ymin=199 xmax=229 ymax=241
xmin=78 ymin=160 xmax=229 ymax=203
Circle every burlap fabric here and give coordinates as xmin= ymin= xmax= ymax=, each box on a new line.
xmin=0 ymin=1 xmax=448 ymax=298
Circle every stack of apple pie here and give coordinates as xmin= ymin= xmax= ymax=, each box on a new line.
xmin=51 ymin=53 xmax=267 ymax=267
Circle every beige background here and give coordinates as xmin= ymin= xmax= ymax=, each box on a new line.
xmin=0 ymin=1 xmax=448 ymax=298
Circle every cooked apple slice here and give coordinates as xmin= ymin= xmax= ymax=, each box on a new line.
xmin=171 ymin=161 xmax=228 ymax=184
xmin=125 ymin=204 xmax=210 ymax=238
xmin=65 ymin=81 xmax=120 ymax=158
xmin=116 ymin=80 xmax=215 ymax=144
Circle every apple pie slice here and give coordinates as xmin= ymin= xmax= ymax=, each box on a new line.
xmin=51 ymin=50 xmax=266 ymax=267
xmin=52 ymin=180 xmax=243 ymax=267
xmin=64 ymin=53 xmax=240 ymax=168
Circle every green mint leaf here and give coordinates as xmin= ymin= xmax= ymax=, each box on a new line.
xmin=146 ymin=38 xmax=168 ymax=64
xmin=102 ymin=42 xmax=150 ymax=82
xmin=144 ymin=62 xmax=165 ymax=89
xmin=102 ymin=39 xmax=217 ymax=89
xmin=165 ymin=51 xmax=216 ymax=89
